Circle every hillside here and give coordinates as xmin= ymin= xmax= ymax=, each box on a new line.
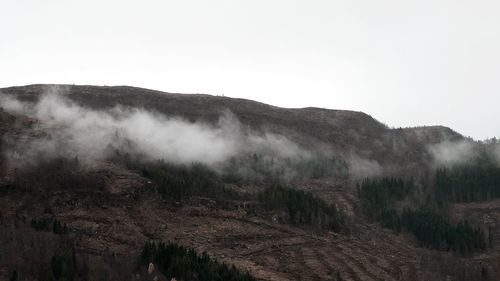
xmin=1 ymin=84 xmax=463 ymax=169
xmin=1 ymin=84 xmax=497 ymax=281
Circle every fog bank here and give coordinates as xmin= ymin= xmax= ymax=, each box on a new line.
xmin=0 ymin=88 xmax=306 ymax=166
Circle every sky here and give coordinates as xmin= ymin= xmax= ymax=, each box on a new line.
xmin=1 ymin=0 xmax=499 ymax=140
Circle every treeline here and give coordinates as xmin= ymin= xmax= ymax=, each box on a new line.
xmin=376 ymin=207 xmax=487 ymax=255
xmin=139 ymin=160 xmax=242 ymax=203
xmin=108 ymin=149 xmax=244 ymax=203
xmin=110 ymin=148 xmax=347 ymax=187
xmin=357 ymin=177 xmax=414 ymax=221
xmin=358 ymin=178 xmax=488 ymax=255
xmin=258 ymin=185 xmax=345 ymax=232
xmin=110 ymin=151 xmax=347 ymax=232
xmin=9 ymin=157 xmax=105 ymax=192
xmin=139 ymin=160 xmax=347 ymax=232
xmin=0 ymin=138 xmax=5 ymax=177
xmin=401 ymin=208 xmax=486 ymax=255
xmin=31 ymin=218 xmax=69 ymax=235
xmin=37 ymin=241 xmax=78 ymax=281
xmin=435 ymin=158 xmax=500 ymax=203
xmin=221 ymin=154 xmax=348 ymax=185
xmin=139 ymin=241 xmax=256 ymax=281
xmin=293 ymin=155 xmax=348 ymax=179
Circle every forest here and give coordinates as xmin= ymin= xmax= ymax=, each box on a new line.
xmin=357 ymin=177 xmax=414 ymax=221
xmin=358 ymin=177 xmax=488 ymax=255
xmin=0 ymin=138 xmax=5 ymax=177
xmin=400 ymin=207 xmax=487 ymax=255
xmin=138 ymin=160 xmax=239 ymax=202
xmin=7 ymin=157 xmax=105 ymax=192
xmin=38 ymin=242 xmax=77 ymax=281
xmin=121 ymin=153 xmax=347 ymax=232
xmin=258 ymin=185 xmax=345 ymax=232
xmin=220 ymin=153 xmax=348 ymax=185
xmin=31 ymin=217 xmax=69 ymax=235
xmin=435 ymin=153 xmax=500 ymax=203
xmin=139 ymin=241 xmax=256 ymax=281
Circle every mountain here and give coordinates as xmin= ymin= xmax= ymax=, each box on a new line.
xmin=0 ymin=84 xmax=497 ymax=281
xmin=1 ymin=84 xmax=464 ymax=167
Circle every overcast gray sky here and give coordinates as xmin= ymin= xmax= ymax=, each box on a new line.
xmin=1 ymin=0 xmax=499 ymax=140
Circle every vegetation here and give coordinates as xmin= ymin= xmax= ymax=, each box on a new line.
xmin=258 ymin=185 xmax=345 ymax=232
xmin=37 ymin=241 xmax=77 ymax=281
xmin=112 ymin=151 xmax=347 ymax=232
xmin=357 ymin=177 xmax=414 ymax=221
xmin=435 ymin=154 xmax=500 ymax=203
xmin=221 ymin=154 xmax=348 ymax=185
xmin=10 ymin=157 xmax=105 ymax=192
xmin=139 ymin=160 xmax=242 ymax=202
xmin=138 ymin=159 xmax=346 ymax=231
xmin=0 ymin=138 xmax=5 ymax=177
xmin=358 ymin=177 xmax=488 ymax=255
xmin=139 ymin=241 xmax=256 ymax=281
xmin=292 ymin=155 xmax=348 ymax=179
xmin=31 ymin=218 xmax=69 ymax=235
xmin=400 ymin=207 xmax=486 ymax=255
xmin=108 ymin=149 xmax=245 ymax=202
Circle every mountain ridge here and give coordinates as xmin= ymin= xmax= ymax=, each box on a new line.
xmin=0 ymin=84 xmax=464 ymax=166
xmin=0 ymin=83 xmax=461 ymax=136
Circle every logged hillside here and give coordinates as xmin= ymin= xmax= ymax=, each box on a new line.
xmin=2 ymin=84 xmax=498 ymax=281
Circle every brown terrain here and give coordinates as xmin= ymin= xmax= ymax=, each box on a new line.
xmin=0 ymin=84 xmax=497 ymax=281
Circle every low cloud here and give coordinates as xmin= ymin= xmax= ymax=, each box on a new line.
xmin=427 ymin=140 xmax=476 ymax=167
xmin=0 ymin=87 xmax=306 ymax=167
xmin=348 ymin=155 xmax=383 ymax=179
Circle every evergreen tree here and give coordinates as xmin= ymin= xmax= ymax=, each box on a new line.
xmin=139 ymin=241 xmax=256 ymax=281
xmin=357 ymin=177 xmax=487 ymax=255
xmin=358 ymin=177 xmax=414 ymax=221
xmin=0 ymin=138 xmax=5 ymax=177
xmin=435 ymin=151 xmax=500 ymax=203
xmin=258 ymin=185 xmax=345 ymax=232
